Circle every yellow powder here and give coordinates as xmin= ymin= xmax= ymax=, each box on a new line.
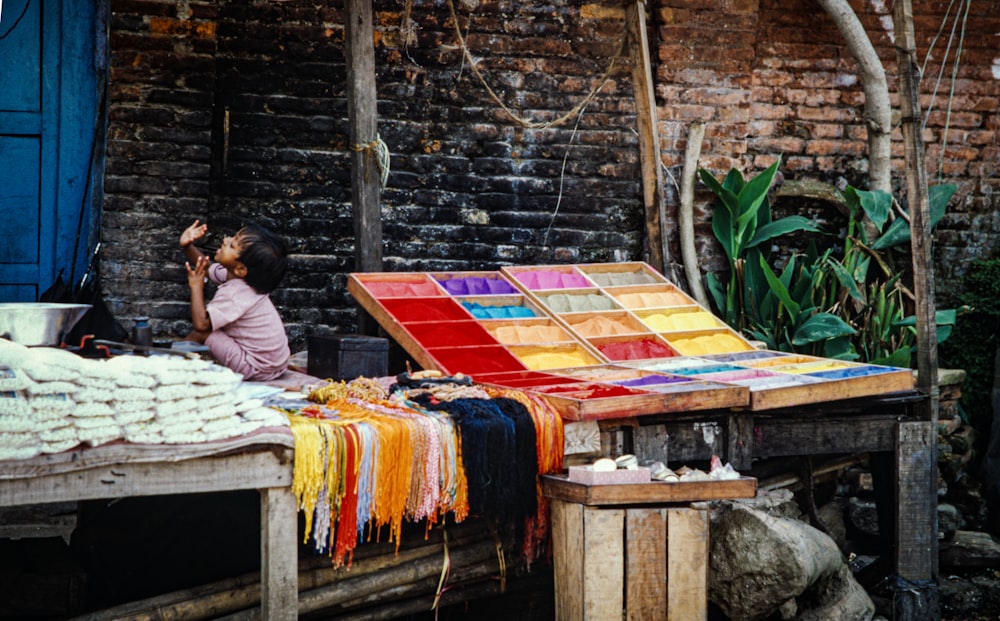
xmin=520 ymin=350 xmax=592 ymax=370
xmin=669 ymin=334 xmax=750 ymax=356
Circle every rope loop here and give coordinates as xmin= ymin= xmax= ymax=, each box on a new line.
xmin=351 ymin=133 xmax=391 ymax=187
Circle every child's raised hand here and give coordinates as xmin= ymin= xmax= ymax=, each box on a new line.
xmin=185 ymin=255 xmax=210 ymax=289
xmin=180 ymin=219 xmax=208 ymax=248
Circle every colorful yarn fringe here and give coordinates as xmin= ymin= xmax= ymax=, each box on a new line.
xmin=288 ymin=377 xmax=563 ymax=568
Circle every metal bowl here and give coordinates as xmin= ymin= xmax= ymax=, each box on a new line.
xmin=0 ymin=303 xmax=92 ymax=347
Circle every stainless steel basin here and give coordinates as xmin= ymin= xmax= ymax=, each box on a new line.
xmin=0 ymin=303 xmax=92 ymax=347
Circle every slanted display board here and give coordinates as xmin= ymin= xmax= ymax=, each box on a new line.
xmin=347 ymin=262 xmax=915 ymax=420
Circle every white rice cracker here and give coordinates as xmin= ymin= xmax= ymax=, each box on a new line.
xmin=0 ymin=431 xmax=42 ymax=461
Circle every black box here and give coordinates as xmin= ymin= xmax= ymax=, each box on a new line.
xmin=307 ymin=335 xmax=389 ymax=380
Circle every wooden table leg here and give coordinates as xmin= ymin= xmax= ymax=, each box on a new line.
xmin=891 ymin=420 xmax=939 ymax=618
xmin=261 ymin=486 xmax=298 ymax=621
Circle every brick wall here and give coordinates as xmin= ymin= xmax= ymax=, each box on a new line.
xmin=100 ymin=0 xmax=1000 ymax=352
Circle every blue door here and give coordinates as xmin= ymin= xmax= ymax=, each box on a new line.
xmin=0 ymin=0 xmax=102 ymax=302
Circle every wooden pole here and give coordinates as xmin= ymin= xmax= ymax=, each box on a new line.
xmin=892 ymin=0 xmax=939 ymax=616
xmin=624 ymin=0 xmax=671 ymax=278
xmin=345 ymin=0 xmax=384 ymax=335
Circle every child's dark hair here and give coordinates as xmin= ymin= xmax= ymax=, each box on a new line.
xmin=237 ymin=224 xmax=287 ymax=294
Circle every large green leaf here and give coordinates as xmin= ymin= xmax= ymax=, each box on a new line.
xmin=712 ymin=203 xmax=737 ymax=263
xmin=844 ymin=187 xmax=892 ymax=230
xmin=894 ymin=308 xmax=958 ymax=328
xmin=705 ymin=272 xmax=726 ymax=314
xmin=871 ymin=183 xmax=957 ymax=250
xmin=736 ymin=158 xmax=781 ymax=220
xmin=791 ymin=312 xmax=857 ymax=345
xmin=827 ymin=258 xmax=865 ymax=304
xmin=699 ymin=169 xmax=741 ymax=218
xmin=822 ymin=335 xmax=859 ymax=360
xmin=721 ymin=168 xmax=746 ymax=194
xmin=872 ymin=346 xmax=913 ymax=368
xmin=758 ymin=253 xmax=800 ymax=319
xmin=747 ymin=216 xmax=821 ymax=249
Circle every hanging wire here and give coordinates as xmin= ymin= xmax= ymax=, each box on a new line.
xmin=443 ymin=0 xmax=626 ymax=130
xmin=920 ymin=0 xmax=959 ymax=134
xmin=937 ymin=0 xmax=972 ymax=181
xmin=543 ymin=101 xmax=591 ymax=245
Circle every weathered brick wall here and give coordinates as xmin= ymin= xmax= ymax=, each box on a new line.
xmin=658 ymin=0 xmax=1000 ymax=296
xmin=100 ymin=0 xmax=999 ymax=352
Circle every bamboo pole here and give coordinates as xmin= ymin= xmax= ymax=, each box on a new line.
xmin=892 ymin=1 xmax=939 ymax=616
xmin=67 ymin=521 xmax=496 ymax=621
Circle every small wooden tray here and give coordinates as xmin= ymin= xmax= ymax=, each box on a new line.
xmin=541 ymin=473 xmax=757 ymax=506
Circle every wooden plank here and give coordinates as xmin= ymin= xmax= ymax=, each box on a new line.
xmin=666 ymin=507 xmax=708 ymax=621
xmin=547 ymin=382 xmax=749 ymax=422
xmin=551 ymin=499 xmax=584 ymax=621
xmin=344 ymin=0 xmax=383 ymax=276
xmin=583 ymin=506 xmax=625 ymax=620
xmin=751 ymin=416 xmax=900 ymax=458
xmin=895 ymin=420 xmax=936 ymax=580
xmin=0 ymin=450 xmax=293 ymax=506
xmin=541 ymin=474 xmax=756 ymax=506
xmin=624 ymin=0 xmax=666 ymax=274
xmin=626 ymin=508 xmax=667 ymax=620
xmin=634 ymin=424 xmax=669 ymax=464
xmin=749 ymin=369 xmax=915 ymax=410
xmin=261 ymin=486 xmax=298 ymax=621
xmin=726 ymin=413 xmax=753 ymax=471
xmin=651 ymin=418 xmax=728 ymax=464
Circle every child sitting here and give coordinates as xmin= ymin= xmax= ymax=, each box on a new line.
xmin=180 ymin=219 xmax=290 ymax=381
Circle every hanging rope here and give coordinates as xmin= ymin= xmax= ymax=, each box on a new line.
xmin=351 ymin=133 xmax=391 ymax=187
xmin=441 ymin=0 xmax=627 ymax=130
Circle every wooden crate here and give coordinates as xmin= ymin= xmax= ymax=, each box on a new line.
xmin=543 ymin=474 xmax=755 ymax=621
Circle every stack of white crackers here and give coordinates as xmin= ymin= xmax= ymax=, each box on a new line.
xmin=0 ymin=338 xmax=288 ymax=461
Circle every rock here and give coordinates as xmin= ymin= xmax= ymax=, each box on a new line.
xmin=816 ymin=500 xmax=847 ymax=550
xmin=710 ymin=488 xmax=801 ymax=522
xmin=847 ymin=496 xmax=880 ymax=537
xmin=938 ymin=503 xmax=963 ymax=538
xmin=940 ymin=530 xmax=1000 ymax=569
xmin=708 ymin=506 xmax=875 ymax=621
xmin=796 ymin=563 xmax=875 ymax=621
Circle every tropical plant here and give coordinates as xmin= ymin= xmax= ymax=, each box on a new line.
xmin=699 ymin=158 xmax=857 ymax=358
xmin=700 ymin=160 xmax=959 ymax=365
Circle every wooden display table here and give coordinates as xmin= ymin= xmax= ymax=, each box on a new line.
xmin=542 ymin=474 xmax=756 ymax=621
xmin=605 ymin=390 xmax=936 ymax=617
xmin=0 ymin=428 xmax=298 ymax=621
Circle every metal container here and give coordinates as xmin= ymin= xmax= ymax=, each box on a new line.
xmin=0 ymin=303 xmax=92 ymax=346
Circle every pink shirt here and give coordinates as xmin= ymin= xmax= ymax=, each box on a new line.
xmin=204 ymin=263 xmax=289 ymax=381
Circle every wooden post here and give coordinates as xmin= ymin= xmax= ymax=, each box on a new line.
xmin=893 ymin=1 xmax=938 ymax=417
xmin=345 ymin=0 xmax=384 ymax=335
xmin=261 ymin=486 xmax=298 ymax=621
xmin=625 ymin=0 xmax=670 ymax=278
xmin=893 ymin=6 xmax=939 ymax=613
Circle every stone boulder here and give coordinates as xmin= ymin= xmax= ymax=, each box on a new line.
xmin=709 ymin=505 xmax=875 ymax=621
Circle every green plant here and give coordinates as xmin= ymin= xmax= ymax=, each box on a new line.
xmin=699 ymin=158 xmax=857 ymax=358
xmin=700 ymin=160 xmax=959 ymax=365
xmin=698 ymin=157 xmax=823 ymax=332
xmin=819 ymin=184 xmax=960 ymax=366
